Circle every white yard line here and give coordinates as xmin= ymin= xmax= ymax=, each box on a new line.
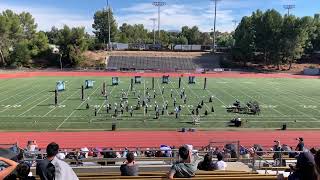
xmin=223 ymin=81 xmax=286 ymax=116
xmin=0 ymin=80 xmax=30 ymax=97
xmin=205 ymin=89 xmax=227 ymax=106
xmin=248 ymin=82 xmax=318 ymax=120
xmin=181 ymin=79 xmax=210 ymax=111
xmin=265 ymin=83 xmax=320 ymax=115
xmin=16 ymin=79 xmax=57 ymax=116
xmin=97 ymin=86 xmax=116 ymax=114
xmin=0 ymin=87 xmax=52 ymax=113
xmin=0 ymin=79 xmax=43 ymax=103
xmin=55 ymin=86 xmax=100 ymax=130
xmin=267 ymin=81 xmax=320 ymax=105
xmin=42 ymin=89 xmax=80 ymax=117
xmin=169 ymin=81 xmax=195 ymax=121
xmin=156 ymin=79 xmax=169 ymax=115
xmin=18 ymin=96 xmax=53 ymax=117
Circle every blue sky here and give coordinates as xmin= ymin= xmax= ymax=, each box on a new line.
xmin=0 ymin=0 xmax=319 ymax=33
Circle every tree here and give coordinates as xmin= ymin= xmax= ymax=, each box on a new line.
xmin=92 ymin=8 xmax=118 ymax=44
xmin=232 ymin=16 xmax=255 ymax=66
xmin=253 ymin=9 xmax=283 ymax=65
xmin=54 ymin=25 xmax=88 ymax=66
xmin=19 ymin=12 xmax=37 ymax=39
xmin=29 ymin=31 xmax=49 ymax=57
xmin=0 ymin=10 xmax=48 ymax=67
xmin=216 ymin=32 xmax=234 ymax=47
xmin=181 ymin=26 xmax=201 ymax=44
xmin=280 ymin=16 xmax=312 ymax=69
xmin=199 ymin=32 xmax=212 ymax=45
xmin=9 ymin=40 xmax=30 ymax=66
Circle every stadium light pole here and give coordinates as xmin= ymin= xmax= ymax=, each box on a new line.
xmin=150 ymin=18 xmax=157 ymax=45
xmin=152 ymin=1 xmax=166 ymax=44
xmin=107 ymin=0 xmax=111 ymax=50
xmin=283 ymin=4 xmax=295 ymax=16
xmin=211 ymin=0 xmax=221 ymax=53
xmin=232 ymin=20 xmax=238 ymax=30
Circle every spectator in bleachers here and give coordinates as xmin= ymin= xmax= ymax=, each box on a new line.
xmin=120 ymin=152 xmax=138 ymax=176
xmin=288 ymin=151 xmax=317 ymax=180
xmin=314 ymin=150 xmax=320 ymax=179
xmin=5 ymin=162 xmax=36 ymax=180
xmin=214 ymin=153 xmax=227 ymax=170
xmin=144 ymin=148 xmax=154 ymax=157
xmin=295 ymin=137 xmax=305 ymax=151
xmin=0 ymin=157 xmax=18 ymax=179
xmin=167 ymin=145 xmax=200 ymax=179
xmin=239 ymin=145 xmax=250 ymax=159
xmin=197 ymin=154 xmax=214 ymax=171
xmin=36 ymin=142 xmax=78 ymax=180
xmin=253 ymin=144 xmax=264 ymax=156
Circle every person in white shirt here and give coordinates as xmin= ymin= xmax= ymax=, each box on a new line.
xmin=36 ymin=142 xmax=78 ymax=180
xmin=214 ymin=153 xmax=227 ymax=170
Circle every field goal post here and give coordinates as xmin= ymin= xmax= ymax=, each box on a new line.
xmin=208 ymin=140 xmax=240 ymax=161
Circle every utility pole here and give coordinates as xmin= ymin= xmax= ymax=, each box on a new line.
xmin=283 ymin=4 xmax=295 ymax=16
xmin=232 ymin=20 xmax=238 ymax=30
xmin=210 ymin=0 xmax=220 ymax=53
xmin=107 ymin=0 xmax=111 ymax=50
xmin=150 ymin=18 xmax=157 ymax=45
xmin=152 ymin=1 xmax=166 ymax=44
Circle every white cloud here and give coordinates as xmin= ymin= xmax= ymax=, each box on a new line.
xmin=116 ymin=2 xmax=236 ymax=32
xmin=0 ymin=2 xmax=93 ymax=33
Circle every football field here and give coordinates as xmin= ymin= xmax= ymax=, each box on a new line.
xmin=0 ymin=76 xmax=319 ymax=131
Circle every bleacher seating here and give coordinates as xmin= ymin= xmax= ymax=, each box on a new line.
xmin=106 ymin=55 xmax=220 ymax=71
xmin=33 ymin=171 xmax=281 ymax=180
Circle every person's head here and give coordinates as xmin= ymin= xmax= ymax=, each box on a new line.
xmin=217 ymin=153 xmax=224 ymax=161
xmin=178 ymin=146 xmax=190 ymax=160
xmin=297 ymin=137 xmax=304 ymax=143
xmin=296 ymin=152 xmax=317 ymax=179
xmin=274 ymin=140 xmax=280 ymax=146
xmin=16 ymin=162 xmax=31 ymax=178
xmin=203 ymin=154 xmax=213 ymax=164
xmin=46 ymin=142 xmax=59 ymax=158
xmin=126 ymin=152 xmax=135 ymax=163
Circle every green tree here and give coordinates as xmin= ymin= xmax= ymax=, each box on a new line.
xmin=254 ymin=9 xmax=283 ymax=65
xmin=9 ymin=40 xmax=30 ymax=66
xmin=51 ymin=25 xmax=88 ymax=66
xmin=92 ymin=8 xmax=118 ymax=44
xmin=233 ymin=16 xmax=256 ymax=66
xmin=181 ymin=26 xmax=201 ymax=44
xmin=216 ymin=32 xmax=234 ymax=47
xmin=280 ymin=16 xmax=312 ymax=69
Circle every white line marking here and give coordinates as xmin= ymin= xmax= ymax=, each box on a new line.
xmin=42 ymin=89 xmax=80 ymax=117
xmin=56 ymin=86 xmax=100 ymax=130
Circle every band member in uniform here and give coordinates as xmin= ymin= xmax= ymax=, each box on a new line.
xmin=130 ymin=106 xmax=133 ymax=117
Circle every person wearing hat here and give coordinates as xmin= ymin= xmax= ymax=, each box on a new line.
xmin=295 ymin=137 xmax=305 ymax=152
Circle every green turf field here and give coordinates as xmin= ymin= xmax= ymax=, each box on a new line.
xmin=0 ymin=76 xmax=319 ymax=131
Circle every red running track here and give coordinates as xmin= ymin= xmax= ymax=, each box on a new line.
xmin=0 ymin=71 xmax=319 ymax=149
xmin=0 ymin=71 xmax=319 ymax=79
xmin=1 ymin=131 xmax=319 ymax=149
